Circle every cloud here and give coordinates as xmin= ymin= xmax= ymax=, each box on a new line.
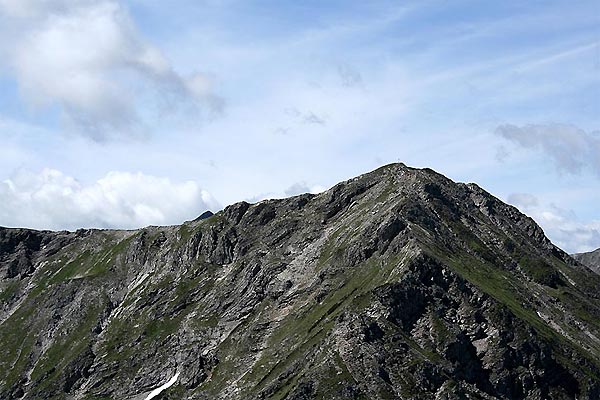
xmin=283 ymin=108 xmax=327 ymax=128
xmin=284 ymin=182 xmax=325 ymax=197
xmin=302 ymin=112 xmax=326 ymax=125
xmin=337 ymin=64 xmax=363 ymax=88
xmin=495 ymin=145 xmax=509 ymax=162
xmin=495 ymin=124 xmax=600 ymax=176
xmin=244 ymin=182 xmax=325 ymax=203
xmin=0 ymin=169 xmax=219 ymax=230
xmin=506 ymin=193 xmax=539 ymax=209
xmin=0 ymin=0 xmax=222 ymax=140
xmin=507 ymin=192 xmax=600 ymax=253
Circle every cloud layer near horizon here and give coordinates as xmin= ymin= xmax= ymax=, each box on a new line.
xmin=0 ymin=169 xmax=218 ymax=230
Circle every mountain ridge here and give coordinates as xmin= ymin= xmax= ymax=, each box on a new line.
xmin=1 ymin=163 xmax=600 ymax=399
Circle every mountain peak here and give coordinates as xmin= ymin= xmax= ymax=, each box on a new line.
xmin=1 ymin=164 xmax=600 ymax=399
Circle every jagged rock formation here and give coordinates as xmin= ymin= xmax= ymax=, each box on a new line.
xmin=1 ymin=163 xmax=600 ymax=399
xmin=573 ymin=248 xmax=600 ymax=275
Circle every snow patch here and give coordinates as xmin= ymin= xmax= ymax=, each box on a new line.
xmin=143 ymin=371 xmax=180 ymax=400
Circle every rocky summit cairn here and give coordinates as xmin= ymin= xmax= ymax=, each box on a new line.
xmin=1 ymin=163 xmax=600 ymax=399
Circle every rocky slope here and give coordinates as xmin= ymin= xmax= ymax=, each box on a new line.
xmin=1 ymin=163 xmax=600 ymax=400
xmin=573 ymin=248 xmax=600 ymax=275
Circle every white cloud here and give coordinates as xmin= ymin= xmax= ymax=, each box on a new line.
xmin=1 ymin=0 xmax=222 ymax=140
xmin=507 ymin=192 xmax=600 ymax=253
xmin=495 ymin=124 xmax=600 ymax=177
xmin=284 ymin=181 xmax=325 ymax=197
xmin=0 ymin=169 xmax=219 ymax=230
xmin=506 ymin=193 xmax=539 ymax=209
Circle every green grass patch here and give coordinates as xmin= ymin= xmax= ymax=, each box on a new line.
xmin=519 ymin=256 xmax=564 ymax=287
xmin=0 ymin=280 xmax=20 ymax=302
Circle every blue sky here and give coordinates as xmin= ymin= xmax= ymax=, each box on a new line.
xmin=0 ymin=0 xmax=599 ymax=253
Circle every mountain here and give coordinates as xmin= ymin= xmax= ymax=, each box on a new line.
xmin=573 ymin=248 xmax=600 ymax=275
xmin=1 ymin=163 xmax=600 ymax=399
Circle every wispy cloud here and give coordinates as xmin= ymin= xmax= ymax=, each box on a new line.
xmin=337 ymin=64 xmax=363 ymax=88
xmin=495 ymin=124 xmax=600 ymax=176
xmin=282 ymin=108 xmax=328 ymax=128
xmin=514 ymin=42 xmax=599 ymax=73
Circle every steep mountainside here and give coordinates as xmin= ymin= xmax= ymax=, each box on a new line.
xmin=573 ymin=248 xmax=600 ymax=275
xmin=1 ymin=163 xmax=600 ymax=399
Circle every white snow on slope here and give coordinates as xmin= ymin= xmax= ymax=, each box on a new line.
xmin=143 ymin=371 xmax=180 ymax=400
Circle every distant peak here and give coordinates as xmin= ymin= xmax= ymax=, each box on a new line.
xmin=192 ymin=210 xmax=214 ymax=222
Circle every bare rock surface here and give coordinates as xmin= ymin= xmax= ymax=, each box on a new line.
xmin=573 ymin=248 xmax=600 ymax=275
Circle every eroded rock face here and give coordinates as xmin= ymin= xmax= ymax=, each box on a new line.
xmin=1 ymin=163 xmax=600 ymax=399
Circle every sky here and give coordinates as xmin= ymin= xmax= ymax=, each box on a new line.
xmin=0 ymin=0 xmax=599 ymax=253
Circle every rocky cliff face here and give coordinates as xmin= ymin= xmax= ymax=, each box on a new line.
xmin=573 ymin=248 xmax=600 ymax=275
xmin=1 ymin=163 xmax=600 ymax=400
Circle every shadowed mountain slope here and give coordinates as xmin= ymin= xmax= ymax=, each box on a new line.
xmin=573 ymin=248 xmax=600 ymax=275
xmin=1 ymin=163 xmax=600 ymax=399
